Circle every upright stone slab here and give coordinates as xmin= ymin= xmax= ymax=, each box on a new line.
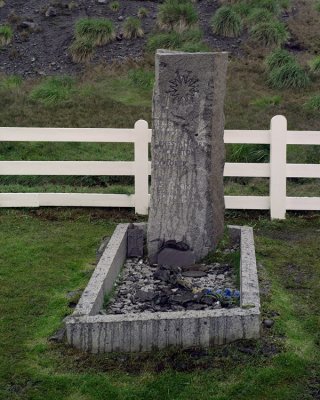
xmin=148 ymin=50 xmax=228 ymax=262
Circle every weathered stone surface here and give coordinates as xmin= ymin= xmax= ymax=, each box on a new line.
xmin=157 ymin=247 xmax=196 ymax=267
xmin=127 ymin=224 xmax=144 ymax=258
xmin=148 ymin=50 xmax=228 ymax=262
xmin=182 ymin=270 xmax=207 ymax=278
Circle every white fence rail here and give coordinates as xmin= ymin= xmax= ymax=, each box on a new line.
xmin=0 ymin=116 xmax=319 ymax=219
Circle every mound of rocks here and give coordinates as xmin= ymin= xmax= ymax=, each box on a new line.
xmin=103 ymin=257 xmax=240 ymax=315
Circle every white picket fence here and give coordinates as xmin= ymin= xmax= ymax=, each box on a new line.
xmin=0 ymin=115 xmax=319 ymax=219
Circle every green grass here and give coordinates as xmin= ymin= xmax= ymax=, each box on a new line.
xmin=304 ymin=94 xmax=320 ymax=111
xmin=30 ymin=76 xmax=75 ymax=106
xmin=0 ymin=74 xmax=22 ymax=89
xmin=0 ymin=24 xmax=13 ymax=46
xmin=138 ymin=7 xmax=149 ymax=18
xmin=211 ymin=6 xmax=243 ymax=38
xmin=109 ymin=1 xmax=120 ymax=12
xmin=265 ymin=48 xmax=295 ymax=71
xmin=0 ymin=210 xmax=319 ymax=399
xmin=123 ymin=17 xmax=144 ymax=39
xmin=248 ymin=0 xmax=281 ymax=14
xmin=147 ymin=28 xmax=204 ymax=52
xmin=250 ymin=20 xmax=289 ymax=46
xmin=75 ymin=18 xmax=115 ymax=46
xmin=247 ymin=8 xmax=274 ymax=25
xmin=128 ymin=68 xmax=155 ymax=89
xmin=268 ymin=62 xmax=310 ymax=89
xmin=157 ymin=0 xmax=198 ymax=32
xmin=250 ymin=95 xmax=282 ymax=107
xmin=309 ymin=55 xmax=320 ymax=73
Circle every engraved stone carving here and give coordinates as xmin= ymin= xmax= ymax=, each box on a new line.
xmin=148 ymin=50 xmax=228 ymax=262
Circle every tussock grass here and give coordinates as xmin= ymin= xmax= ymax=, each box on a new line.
xmin=250 ymin=20 xmax=289 ymax=46
xmin=147 ymin=28 xmax=203 ymax=52
xmin=211 ymin=6 xmax=243 ymax=37
xmin=265 ymin=48 xmax=295 ymax=71
xmin=138 ymin=7 xmax=149 ymax=18
xmin=123 ymin=17 xmax=144 ymax=39
xmin=30 ymin=76 xmax=75 ymax=106
xmin=230 ymin=3 xmax=251 ymax=17
xmin=75 ymin=18 xmax=115 ymax=46
xmin=157 ymin=0 xmax=198 ymax=33
xmin=264 ymin=48 xmax=310 ymax=89
xmin=0 ymin=25 xmax=13 ymax=46
xmin=247 ymin=8 xmax=273 ymax=25
xmin=309 ymin=55 xmax=320 ymax=72
xmin=109 ymin=1 xmax=120 ymax=12
xmin=251 ymin=0 xmax=281 ymax=14
xmin=69 ymin=37 xmax=94 ymax=63
xmin=268 ymin=62 xmax=310 ymax=89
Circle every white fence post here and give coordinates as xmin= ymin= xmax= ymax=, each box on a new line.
xmin=134 ymin=120 xmax=149 ymax=215
xmin=270 ymin=115 xmax=287 ymax=219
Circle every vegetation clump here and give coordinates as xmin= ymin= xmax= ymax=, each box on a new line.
xmin=123 ymin=17 xmax=144 ymax=39
xmin=0 ymin=25 xmax=13 ymax=46
xmin=69 ymin=18 xmax=115 ymax=63
xmin=268 ymin=62 xmax=310 ymax=89
xmin=75 ymin=18 xmax=115 ymax=46
xmin=147 ymin=28 xmax=205 ymax=52
xmin=211 ymin=6 xmax=243 ymax=37
xmin=250 ymin=0 xmax=281 ymax=14
xmin=69 ymin=37 xmax=94 ymax=63
xmin=304 ymin=94 xmax=320 ymax=111
xmin=157 ymin=0 xmax=198 ymax=33
xmin=30 ymin=76 xmax=75 ymax=106
xmin=250 ymin=20 xmax=289 ymax=46
xmin=265 ymin=48 xmax=310 ymax=89
xmin=309 ymin=55 xmax=320 ymax=73
xmin=265 ymin=48 xmax=295 ymax=71
xmin=109 ymin=1 xmax=120 ymax=12
xmin=247 ymin=8 xmax=273 ymax=25
xmin=138 ymin=7 xmax=149 ymax=18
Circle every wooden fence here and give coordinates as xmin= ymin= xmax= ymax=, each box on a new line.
xmin=0 ymin=115 xmax=319 ymax=219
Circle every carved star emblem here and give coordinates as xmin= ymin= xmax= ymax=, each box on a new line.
xmin=167 ymin=71 xmax=199 ymax=103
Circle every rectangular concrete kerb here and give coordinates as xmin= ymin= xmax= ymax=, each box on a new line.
xmin=65 ymin=224 xmax=261 ymax=353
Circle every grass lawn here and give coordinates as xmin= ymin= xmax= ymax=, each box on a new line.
xmin=0 ymin=208 xmax=319 ymax=400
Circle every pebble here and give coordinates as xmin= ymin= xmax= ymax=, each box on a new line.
xmin=263 ymin=319 xmax=275 ymax=328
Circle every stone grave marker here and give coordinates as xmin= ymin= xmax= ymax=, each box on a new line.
xmin=148 ymin=50 xmax=228 ymax=263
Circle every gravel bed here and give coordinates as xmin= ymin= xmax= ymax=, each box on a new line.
xmin=102 ymin=251 xmax=240 ymax=315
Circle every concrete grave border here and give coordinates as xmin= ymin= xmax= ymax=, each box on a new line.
xmin=65 ymin=224 xmax=260 ymax=353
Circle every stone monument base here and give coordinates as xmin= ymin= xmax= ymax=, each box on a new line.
xmin=65 ymin=224 xmax=260 ymax=353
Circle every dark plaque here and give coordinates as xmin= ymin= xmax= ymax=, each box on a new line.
xmin=127 ymin=225 xmax=144 ymax=258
